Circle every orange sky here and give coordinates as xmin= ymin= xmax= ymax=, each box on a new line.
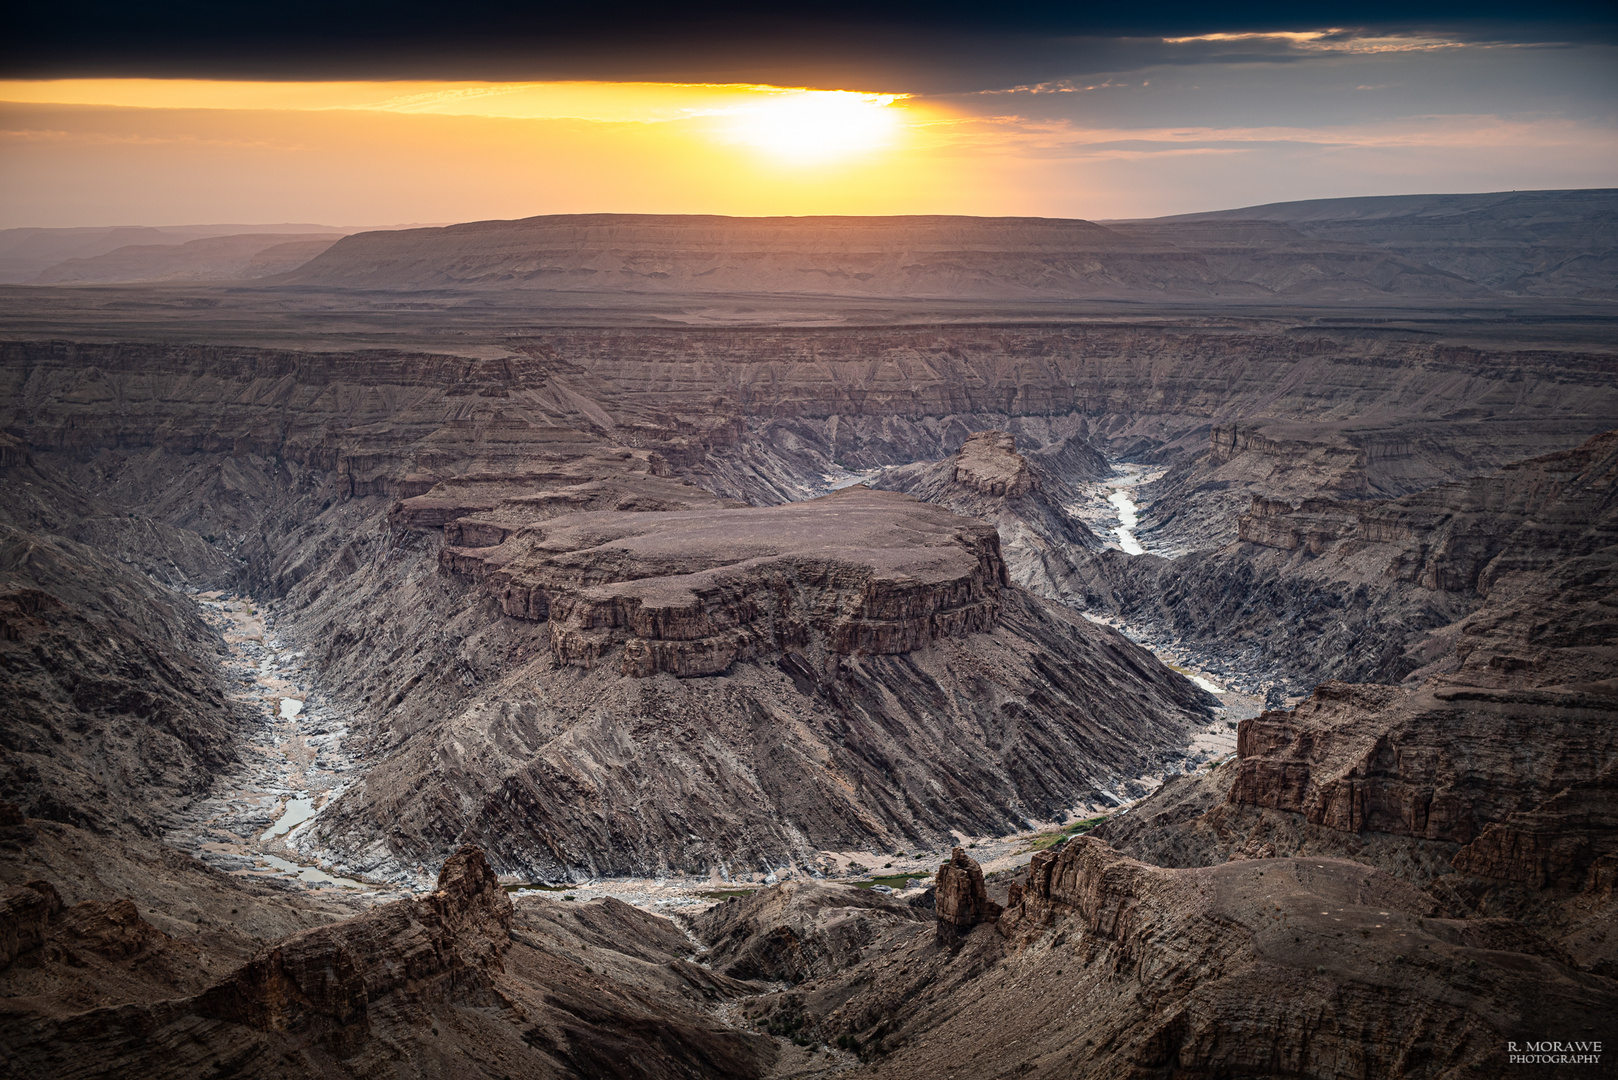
xmin=2 ymin=61 xmax=1615 ymax=226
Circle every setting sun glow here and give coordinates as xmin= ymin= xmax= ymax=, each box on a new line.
xmin=716 ymin=90 xmax=904 ymax=163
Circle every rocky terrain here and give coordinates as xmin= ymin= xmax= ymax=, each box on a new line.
xmin=1 ymin=193 xmax=1615 ymax=1076
xmin=307 ymin=478 xmax=1209 ymax=882
xmin=1 ymin=845 xmax=782 ymax=1079
xmin=871 ymin=430 xmax=1104 ymax=598
xmin=1062 ymin=427 xmax=1618 ymax=695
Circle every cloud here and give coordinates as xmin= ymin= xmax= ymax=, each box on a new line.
xmin=1160 ymin=28 xmax=1472 ymax=53
xmin=4 ymin=3 xmax=1612 ymax=89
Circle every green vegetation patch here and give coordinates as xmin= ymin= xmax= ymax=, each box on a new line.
xmin=1023 ymin=816 xmax=1109 ymax=852
xmin=505 ymin=883 xmax=575 ymax=893
xmin=849 ymin=871 xmax=932 ymax=890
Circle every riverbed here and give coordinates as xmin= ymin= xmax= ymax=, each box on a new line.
xmin=165 ymin=592 xmax=400 ymax=899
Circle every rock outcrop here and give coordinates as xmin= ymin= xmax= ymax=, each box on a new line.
xmin=932 ymin=847 xmax=1001 ymax=943
xmin=703 ymin=837 xmax=1618 ymax=1078
xmin=873 ymin=431 xmax=1102 ymax=599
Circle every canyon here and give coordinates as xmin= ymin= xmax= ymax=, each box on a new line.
xmin=1 ymin=194 xmax=1615 ymax=1077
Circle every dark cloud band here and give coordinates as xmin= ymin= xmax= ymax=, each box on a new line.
xmin=4 ymin=2 xmax=1612 ymax=85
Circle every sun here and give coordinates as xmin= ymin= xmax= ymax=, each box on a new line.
xmin=719 ymin=90 xmax=904 ymax=164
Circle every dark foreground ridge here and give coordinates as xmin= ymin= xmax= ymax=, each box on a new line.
xmin=6 ymin=834 xmax=1612 ymax=1077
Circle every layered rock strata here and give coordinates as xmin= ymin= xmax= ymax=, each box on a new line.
xmin=932 ymin=847 xmax=1001 ymax=943
xmin=303 ymin=557 xmax=1210 ymax=878
xmin=872 ymin=431 xmax=1101 ymax=599
xmin=1096 ymin=476 xmax=1618 ymax=970
xmin=723 ymin=836 xmax=1617 ymax=1078
xmin=1082 ymin=428 xmax=1618 ymax=691
xmin=440 ymin=487 xmax=1009 ymax=678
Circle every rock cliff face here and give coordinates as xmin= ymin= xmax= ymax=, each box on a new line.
xmin=440 ymin=487 xmax=1010 ymax=678
xmin=712 ymin=837 xmax=1616 ymax=1078
xmin=1085 ymin=428 xmax=1618 ymax=692
xmin=1095 ymin=433 xmax=1618 ymax=969
xmin=4 ymin=327 xmax=1611 ymax=529
xmin=872 ymin=431 xmax=1102 ymax=599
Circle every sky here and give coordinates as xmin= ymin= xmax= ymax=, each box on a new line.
xmin=1 ymin=3 xmax=1615 ymax=227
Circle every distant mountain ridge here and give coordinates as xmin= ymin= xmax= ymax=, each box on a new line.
xmin=28 ymin=233 xmax=344 ymax=285
xmin=268 ymin=189 xmax=1618 ymax=302
xmin=1125 ymin=188 xmax=1618 ymax=297
xmin=0 ymin=223 xmax=351 ymax=283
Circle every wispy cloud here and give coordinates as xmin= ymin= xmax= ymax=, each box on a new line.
xmin=914 ymin=111 xmax=1618 ymax=159
xmin=978 ymin=79 xmax=1145 ymax=96
xmin=1161 ymin=28 xmax=1473 ymax=54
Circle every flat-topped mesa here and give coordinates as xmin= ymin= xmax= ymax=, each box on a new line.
xmin=447 ymin=487 xmax=1009 ymax=678
xmin=951 ymin=430 xmax=1035 ymax=498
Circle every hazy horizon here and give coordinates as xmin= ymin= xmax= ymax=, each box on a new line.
xmin=4 ymin=3 xmax=1613 ymax=229
xmin=7 ymin=185 xmax=1616 ymax=236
